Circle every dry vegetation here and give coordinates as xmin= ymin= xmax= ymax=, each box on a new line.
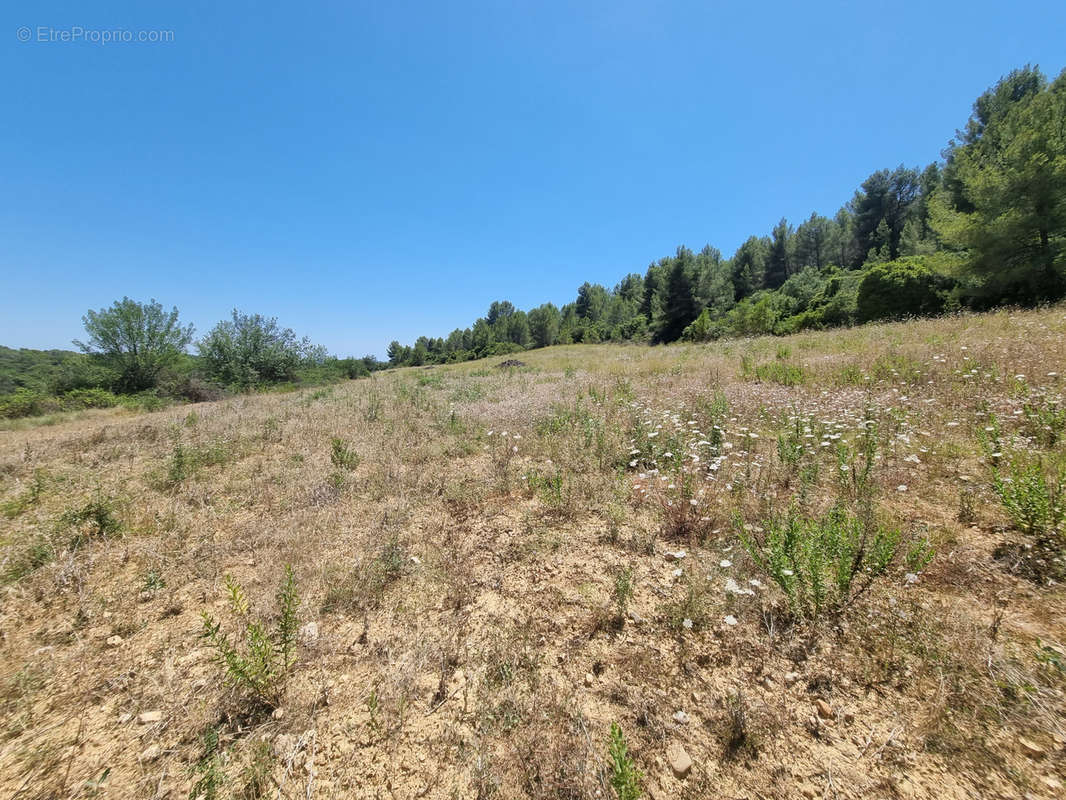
xmin=2 ymin=307 xmax=1066 ymax=799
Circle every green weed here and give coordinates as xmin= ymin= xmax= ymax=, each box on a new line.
xmin=200 ymin=565 xmax=300 ymax=709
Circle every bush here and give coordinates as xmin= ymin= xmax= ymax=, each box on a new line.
xmin=200 ymin=565 xmax=300 ymax=709
xmin=198 ymin=310 xmax=323 ymax=388
xmin=681 ymin=308 xmax=725 ymax=342
xmin=330 ymin=437 xmax=360 ymax=470
xmin=991 ymin=458 xmax=1065 ymax=541
xmin=856 ymin=257 xmax=953 ymax=323
xmin=804 ymin=269 xmax=861 ymax=328
xmin=0 ymin=389 xmax=61 ymax=419
xmin=61 ymin=388 xmax=119 ymax=409
xmin=158 ymin=374 xmax=225 ymax=403
xmin=480 ymin=341 xmax=527 ymax=357
xmin=739 ymin=505 xmax=929 ymax=618
xmin=58 ymin=494 xmax=122 ymax=547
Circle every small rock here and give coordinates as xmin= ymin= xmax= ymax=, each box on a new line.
xmin=666 ymin=743 xmax=692 ymax=779
xmin=801 ymin=786 xmax=817 ymax=799
xmin=1018 ymin=736 xmax=1045 ymax=758
xmin=665 ymin=550 xmax=687 ymax=561
xmin=843 ymin=708 xmax=856 ymax=724
xmin=1042 ymin=776 xmax=1062 ymax=791
xmin=272 ymin=707 xmax=285 ymax=720
xmin=409 ymin=555 xmax=421 ymax=565
xmin=761 ymin=676 xmax=774 ymax=691
xmin=139 ymin=744 xmax=161 ymax=762
xmin=672 ymin=710 xmax=689 ymax=725
xmin=584 ymin=672 xmax=595 ymax=687
xmin=299 ymin=621 xmax=319 ymax=644
xmin=138 ymin=710 xmax=162 ymax=724
xmin=815 ymin=699 xmax=835 ymax=719
xmin=784 ymin=671 xmax=800 ymax=686
xmin=106 ymin=635 xmax=123 ymax=647
xmin=118 ymin=712 xmax=132 ymax=724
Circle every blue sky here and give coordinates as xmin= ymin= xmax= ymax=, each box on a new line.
xmin=2 ymin=1 xmax=1064 ymax=357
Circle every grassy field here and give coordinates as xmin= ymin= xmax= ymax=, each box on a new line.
xmin=1 ymin=307 xmax=1065 ymax=799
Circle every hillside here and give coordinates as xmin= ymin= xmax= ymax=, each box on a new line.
xmin=1 ymin=307 xmax=1065 ymax=799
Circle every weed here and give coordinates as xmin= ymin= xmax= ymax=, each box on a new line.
xmin=321 ymin=535 xmax=408 ymax=615
xmin=236 ymin=740 xmax=272 ymax=800
xmin=58 ymin=493 xmax=122 ymax=547
xmin=262 ymin=416 xmax=282 ymax=442
xmin=326 ymin=470 xmax=346 ymax=490
xmin=739 ymin=505 xmax=920 ymax=618
xmin=613 ymin=566 xmax=635 ymax=622
xmin=1022 ymin=398 xmax=1066 ymax=447
xmin=957 ymin=484 xmax=978 ymax=525
xmin=488 ymin=430 xmax=519 ymax=494
xmin=190 ymin=725 xmax=227 ymax=800
xmin=142 ymin=569 xmax=166 ymax=591
xmin=724 ymin=690 xmax=755 ymax=756
xmin=607 ymin=722 xmax=642 ymax=800
xmin=1 ymin=535 xmax=54 ymax=583
xmin=0 ymin=469 xmax=47 ymax=518
xmin=991 ymin=458 xmax=1064 ymax=541
xmin=662 ymin=570 xmax=712 ymax=632
xmin=157 ymin=437 xmax=235 ymax=489
xmin=748 ymin=361 xmax=807 ymax=386
xmin=200 ymin=565 xmax=300 ymax=709
xmin=330 ymin=436 xmax=360 ymax=470
xmin=525 ymin=468 xmax=575 ymax=517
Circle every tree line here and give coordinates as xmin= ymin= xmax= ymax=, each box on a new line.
xmin=1 ymin=303 xmax=386 ymax=419
xmin=387 ymin=64 xmax=1065 ymax=367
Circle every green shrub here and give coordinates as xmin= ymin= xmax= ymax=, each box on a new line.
xmin=803 ymin=269 xmax=861 ymax=328
xmin=739 ymin=505 xmax=926 ymax=618
xmin=613 ymin=566 xmax=635 ymax=620
xmin=198 ymin=310 xmax=322 ymax=388
xmin=752 ymin=361 xmax=807 ymax=386
xmin=856 ymin=257 xmax=953 ymax=323
xmin=1 ymin=535 xmax=55 ymax=584
xmin=0 ymin=389 xmax=60 ymax=419
xmin=1022 ymin=399 xmax=1066 ymax=448
xmin=200 ymin=565 xmax=300 ymax=709
xmin=330 ymin=437 xmax=360 ymax=470
xmin=58 ymin=494 xmax=122 ymax=547
xmin=607 ymin=723 xmax=642 ymax=800
xmin=1 ymin=469 xmax=48 ymax=519
xmin=61 ymin=388 xmax=119 ymax=409
xmin=190 ymin=725 xmax=226 ymax=800
xmin=155 ymin=438 xmax=236 ymax=489
xmin=119 ymin=391 xmax=169 ymax=412
xmin=991 ymin=458 xmax=1065 ymax=540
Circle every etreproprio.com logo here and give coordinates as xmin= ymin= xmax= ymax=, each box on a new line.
xmin=16 ymin=26 xmax=175 ymax=44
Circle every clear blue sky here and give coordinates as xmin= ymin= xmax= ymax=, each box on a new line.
xmin=2 ymin=1 xmax=1064 ymax=357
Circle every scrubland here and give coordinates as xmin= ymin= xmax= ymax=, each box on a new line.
xmin=1 ymin=307 xmax=1065 ymax=799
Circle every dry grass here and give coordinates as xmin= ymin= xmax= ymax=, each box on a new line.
xmin=1 ymin=307 xmax=1066 ymax=798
